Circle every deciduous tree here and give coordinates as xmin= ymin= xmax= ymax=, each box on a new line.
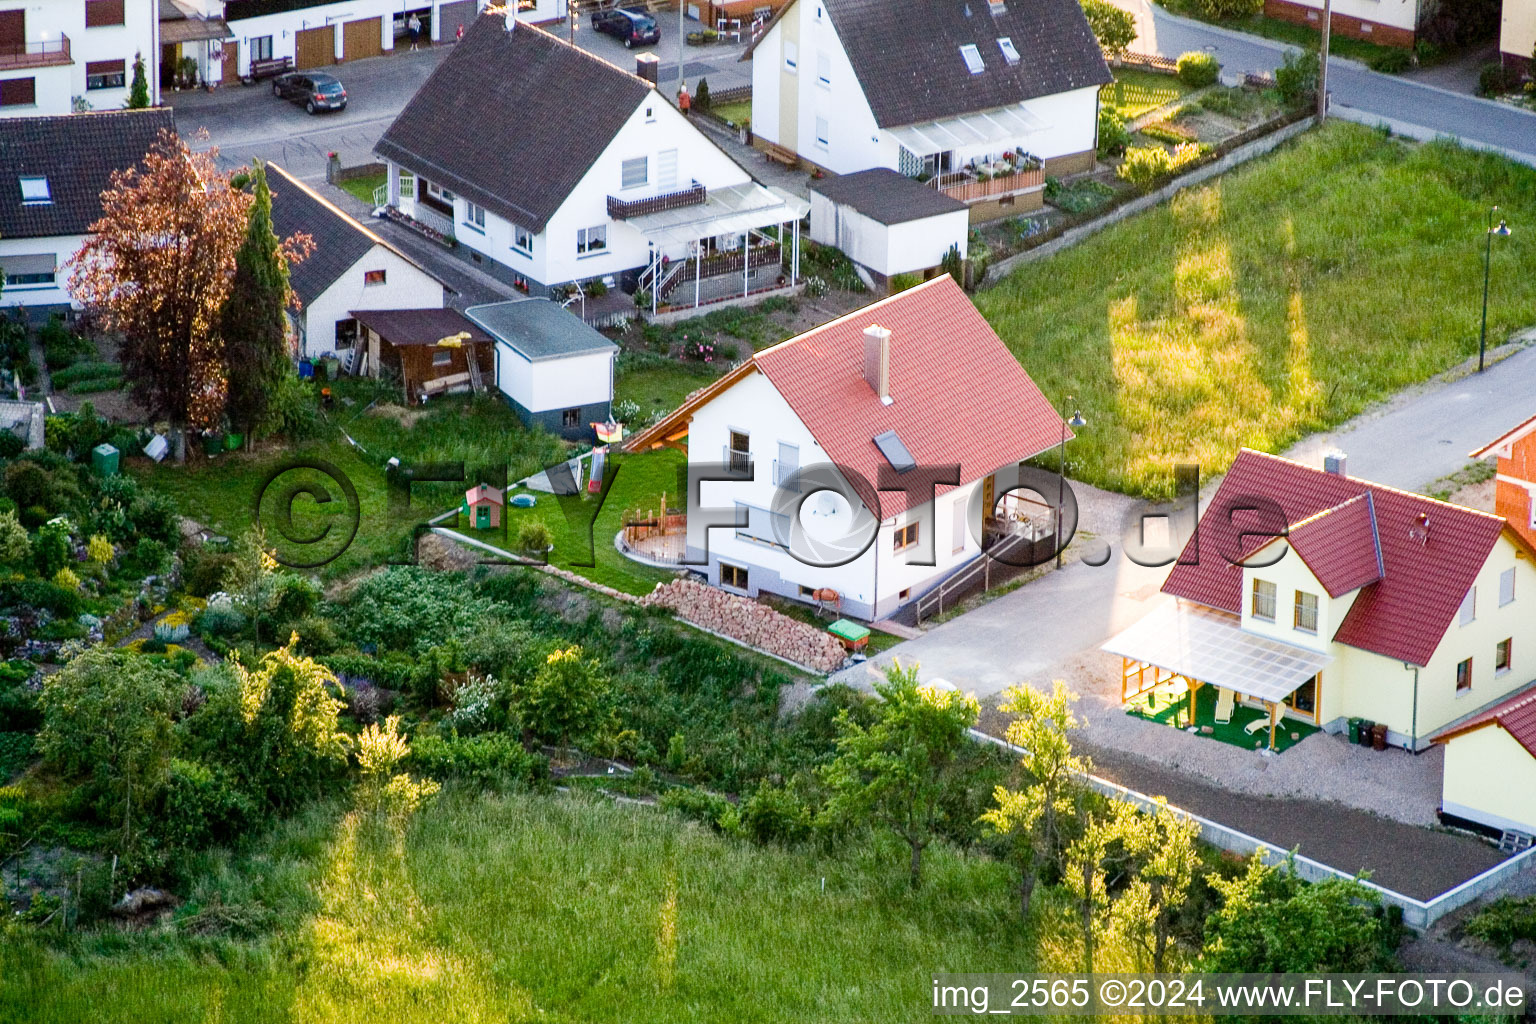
xmin=821 ymin=660 xmax=979 ymax=888
xmin=1081 ymin=0 xmax=1137 ymax=58
xmin=980 ymin=681 xmax=1088 ymax=920
xmin=68 ymin=131 xmax=250 ymax=460
xmin=1108 ymin=799 xmax=1200 ymax=971
xmin=518 ymin=645 xmax=610 ymax=757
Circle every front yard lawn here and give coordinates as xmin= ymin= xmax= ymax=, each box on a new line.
xmin=336 ymin=170 xmax=387 ymax=207
xmin=979 ymin=122 xmax=1536 ymax=498
xmin=1099 ymin=68 xmax=1194 ymax=120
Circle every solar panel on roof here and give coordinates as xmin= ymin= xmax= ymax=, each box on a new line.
xmin=873 ymin=430 xmax=916 ymax=473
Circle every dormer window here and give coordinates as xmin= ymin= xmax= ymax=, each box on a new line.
xmin=19 ymin=176 xmax=49 ymax=205
xmin=997 ymin=37 xmax=1020 ymax=64
xmin=959 ymin=44 xmax=985 ymax=74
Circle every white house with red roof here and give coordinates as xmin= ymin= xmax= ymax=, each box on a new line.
xmin=1105 ymin=448 xmax=1536 ymax=752
xmin=622 ymin=275 xmax=1067 ymax=622
xmin=1434 ymin=683 xmax=1536 ymax=838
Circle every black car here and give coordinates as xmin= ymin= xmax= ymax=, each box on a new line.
xmin=590 ymin=7 xmax=660 ymax=48
xmin=271 ymin=72 xmax=348 ymax=114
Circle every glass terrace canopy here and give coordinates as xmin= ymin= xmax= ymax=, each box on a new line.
xmin=1102 ymin=601 xmax=1332 ymax=704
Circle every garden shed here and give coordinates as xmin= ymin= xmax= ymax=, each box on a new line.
xmin=1434 ymin=683 xmax=1536 ymax=839
xmin=349 ymin=307 xmax=493 ymax=403
xmin=807 ymin=169 xmax=968 ymax=287
xmin=462 ymin=483 xmax=504 ymax=530
xmin=465 ymin=299 xmax=618 ymax=441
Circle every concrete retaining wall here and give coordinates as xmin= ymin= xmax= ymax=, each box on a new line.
xmin=984 ymin=116 xmax=1318 ymax=284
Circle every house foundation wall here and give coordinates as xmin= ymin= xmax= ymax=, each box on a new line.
xmin=1043 ymin=148 xmax=1097 ymax=177
xmin=967 ymin=188 xmax=1045 ymax=224
xmin=1263 ymin=0 xmax=1416 ymax=46
xmin=504 ymin=396 xmax=613 ymax=440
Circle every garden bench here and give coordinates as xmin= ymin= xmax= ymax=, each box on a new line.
xmin=243 ymin=56 xmax=293 ymax=84
xmin=761 ymin=141 xmax=798 ymax=168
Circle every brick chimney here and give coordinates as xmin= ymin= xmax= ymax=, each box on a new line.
xmin=862 ymin=325 xmax=891 ymax=404
xmin=1324 ymin=452 xmax=1347 ymax=476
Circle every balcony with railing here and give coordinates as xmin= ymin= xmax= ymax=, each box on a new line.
xmin=607 ymin=180 xmax=707 ymax=220
xmin=930 ymin=162 xmax=1044 ymax=203
xmin=0 ymin=34 xmax=72 ymax=71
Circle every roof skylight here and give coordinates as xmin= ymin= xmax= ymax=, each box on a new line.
xmin=959 ymin=44 xmax=985 ymax=74
xmin=997 ymin=36 xmax=1020 ymax=64
xmin=19 ymin=176 xmax=49 ymax=205
xmin=873 ymin=430 xmax=916 ymax=473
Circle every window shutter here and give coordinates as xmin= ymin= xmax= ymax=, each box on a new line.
xmin=85 ymin=0 xmax=126 ymax=27
xmin=1500 ymin=567 xmax=1516 ymax=606
xmin=86 ymin=59 xmax=125 ymax=76
xmin=0 ymin=78 xmax=35 ymax=106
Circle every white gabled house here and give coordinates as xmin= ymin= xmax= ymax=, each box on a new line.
xmin=743 ymin=0 xmax=1111 ymax=221
xmin=623 ymin=275 xmax=1068 ymax=622
xmin=375 ymin=13 xmax=807 ymax=315
xmin=0 ymin=0 xmax=158 ymax=116
xmin=0 ymin=108 xmax=174 ymax=313
xmin=266 ymin=162 xmax=448 ymax=364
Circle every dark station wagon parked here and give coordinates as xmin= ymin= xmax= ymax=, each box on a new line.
xmin=271 ymin=72 xmax=348 ymax=114
xmin=590 ymin=7 xmax=660 ymax=48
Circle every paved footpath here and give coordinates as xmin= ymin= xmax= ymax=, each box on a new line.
xmin=1109 ymin=0 xmax=1536 ymax=163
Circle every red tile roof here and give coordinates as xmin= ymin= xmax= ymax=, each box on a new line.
xmin=1163 ymin=449 xmax=1510 ymax=666
xmin=1286 ymin=493 xmax=1383 ymax=597
xmin=1434 ymin=682 xmax=1536 ymax=758
xmin=751 ymin=275 xmax=1066 ymax=517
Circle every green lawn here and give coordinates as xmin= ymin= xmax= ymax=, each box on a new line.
xmin=707 ymin=99 xmax=751 ymax=126
xmin=978 ymin=122 xmax=1536 ymax=498
xmin=1100 ymin=68 xmax=1194 ymax=120
xmin=0 ymin=791 xmax=1036 ymax=1023
xmin=336 ymin=171 xmax=387 ymax=207
xmin=615 ymin=359 xmax=719 ymax=420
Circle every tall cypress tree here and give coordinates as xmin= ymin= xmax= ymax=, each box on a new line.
xmin=221 ymin=162 xmax=292 ymax=440
xmin=126 ymin=53 xmax=149 ymax=109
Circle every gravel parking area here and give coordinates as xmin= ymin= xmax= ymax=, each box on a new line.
xmin=984 ymin=647 xmax=1446 ymax=826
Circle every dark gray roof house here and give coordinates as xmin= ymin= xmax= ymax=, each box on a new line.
xmin=0 ymin=109 xmax=176 ymax=240
xmin=466 ymin=299 xmax=620 ymax=361
xmin=376 ymin=14 xmax=651 ymax=233
xmin=744 ymin=0 xmax=1111 ymax=127
xmin=808 ymin=169 xmax=967 ymax=225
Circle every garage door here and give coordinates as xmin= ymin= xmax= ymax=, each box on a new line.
xmin=294 ymin=25 xmax=334 ymax=70
xmin=342 ymin=17 xmax=382 ymax=61
xmin=436 ymin=1 xmax=477 ymax=40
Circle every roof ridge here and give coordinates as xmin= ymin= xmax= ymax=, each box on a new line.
xmin=524 ymin=19 xmax=654 ymax=88
xmin=1236 ymin=447 xmax=1509 ymax=523
xmin=266 ymin=162 xmax=423 ymax=272
xmin=752 ymin=275 xmax=956 ymax=362
xmin=1288 ymin=489 xmax=1372 ymax=531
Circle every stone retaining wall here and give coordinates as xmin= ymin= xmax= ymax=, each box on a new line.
xmin=640 ymin=579 xmax=847 ymax=673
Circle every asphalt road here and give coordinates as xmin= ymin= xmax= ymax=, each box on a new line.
xmin=172 ymin=26 xmax=752 ymax=183
xmin=1110 ymin=0 xmax=1536 ymax=162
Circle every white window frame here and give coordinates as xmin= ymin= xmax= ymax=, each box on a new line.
xmin=1251 ymin=578 xmax=1276 ymax=622
xmin=19 ymin=176 xmax=49 ymax=204
xmin=463 ymin=200 xmax=486 ymax=233
xmin=783 ymin=39 xmax=797 ymax=72
xmin=997 ymin=36 xmax=1020 ymax=64
xmin=1496 ymin=638 xmax=1513 ymax=675
xmin=959 ymin=43 xmax=985 ymax=74
xmin=814 ymin=115 xmax=829 ymax=149
xmin=621 ymin=156 xmax=648 ymax=190
xmin=426 ymin=180 xmax=456 ymax=204
xmin=1293 ymin=590 xmax=1318 ymax=634
xmin=576 ymin=224 xmax=607 ymax=256
xmin=512 ymin=223 xmax=534 ymax=255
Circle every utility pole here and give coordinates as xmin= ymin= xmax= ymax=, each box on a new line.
xmin=1316 ymin=0 xmax=1331 ymax=122
xmin=677 ymin=0 xmax=686 ymax=100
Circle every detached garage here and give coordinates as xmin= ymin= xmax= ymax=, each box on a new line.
xmin=466 ymin=299 xmax=617 ymax=441
xmin=808 ymin=169 xmax=969 ymax=288
xmin=1434 ymin=683 xmax=1536 ymax=840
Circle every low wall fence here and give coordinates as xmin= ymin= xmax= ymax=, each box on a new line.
xmin=967 ymin=728 xmax=1536 ymax=928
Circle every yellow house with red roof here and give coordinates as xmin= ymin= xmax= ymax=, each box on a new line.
xmin=1106 ymin=449 xmax=1536 ymax=753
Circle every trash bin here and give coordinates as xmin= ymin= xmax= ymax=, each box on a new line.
xmin=1356 ymin=720 xmax=1374 ymax=747
xmin=1347 ymin=717 xmax=1363 ymax=744
xmin=202 ymin=432 xmax=224 ymax=457
xmin=298 ymin=359 xmax=314 ymax=379
xmin=1371 ymin=723 xmax=1388 ymax=751
xmin=91 ymin=443 xmax=119 ymax=477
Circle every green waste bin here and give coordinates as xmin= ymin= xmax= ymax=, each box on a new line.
xmin=91 ymin=443 xmax=119 ymax=477
xmin=1347 ymin=717 xmax=1363 ymax=744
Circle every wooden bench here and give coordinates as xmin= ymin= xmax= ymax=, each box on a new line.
xmin=761 ymin=141 xmax=799 ymax=168
xmin=243 ymin=56 xmax=293 ymax=84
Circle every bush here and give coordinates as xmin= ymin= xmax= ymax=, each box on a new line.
xmin=694 ymin=77 xmax=712 ymax=110
xmin=1097 ymin=106 xmax=1130 ymax=157
xmin=266 ymin=373 xmax=324 ymax=441
xmin=1478 ymin=61 xmax=1520 ymax=97
xmin=289 ymin=614 xmax=341 ymax=655
xmin=158 ymin=758 xmax=254 ymax=853
xmin=408 ymin=732 xmax=547 ymax=789
xmin=513 ymin=520 xmax=553 ymax=555
xmin=739 ymin=779 xmax=812 ymax=845
xmin=1177 ymin=51 xmax=1220 ymax=87
xmin=1366 ymin=48 xmax=1411 ymax=73
xmin=659 ymin=786 xmax=735 ymax=832
xmin=888 ymin=273 xmax=922 ymax=294
xmin=1465 ymin=895 xmax=1536 ymax=953
xmin=1081 ymin=0 xmax=1135 ymax=56
xmin=270 ymin=574 xmax=322 ymax=623
xmin=1193 ymin=0 xmax=1261 ymax=18
xmin=197 ymin=604 xmax=247 ymax=639
xmin=1276 ymin=48 xmax=1320 ymax=108
xmin=182 ymin=546 xmax=236 ymax=598
xmin=123 ymin=537 xmax=171 ymax=578
xmin=1117 ymin=142 xmax=1206 ymax=188
xmin=1141 ymin=119 xmax=1198 ymax=144
xmin=802 ymin=275 xmax=828 ymax=298
xmin=0 ymin=433 xmax=22 ymax=460
xmin=1044 ymin=177 xmax=1115 ymax=214
xmin=0 ymin=579 xmax=82 ymax=618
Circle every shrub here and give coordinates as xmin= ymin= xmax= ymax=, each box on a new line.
xmin=270 ymin=574 xmax=322 ymax=623
xmin=87 ymin=534 xmax=114 ymax=564
xmin=51 ymin=567 xmax=80 ymax=592
xmin=442 ymin=674 xmax=508 ymax=735
xmin=1193 ymin=0 xmax=1261 ymax=18
xmin=1465 ymin=895 xmax=1536 ymax=953
xmin=1478 ymin=61 xmax=1520 ymax=97
xmin=659 ymin=786 xmax=735 ymax=832
xmin=123 ymin=537 xmax=170 ymax=577
xmin=1366 ymin=48 xmax=1411 ymax=73
xmin=182 ymin=546 xmax=236 ymax=597
xmin=802 ymin=275 xmax=828 ymax=298
xmin=1097 ymin=106 xmax=1130 ymax=157
xmin=888 ymin=273 xmax=923 ymax=294
xmin=158 ymin=757 xmax=254 ymax=852
xmin=739 ymin=779 xmax=812 ymax=845
xmin=1141 ymin=119 xmax=1198 ymax=144
xmin=1044 ymin=178 xmax=1115 ymax=215
xmin=1276 ymin=49 xmax=1320 ymax=107
xmin=408 ymin=731 xmax=547 ymax=788
xmin=197 ymin=604 xmax=246 ymax=639
xmin=1177 ymin=51 xmax=1220 ymax=87
xmin=514 ymin=520 xmax=553 ymax=556
xmin=289 ymin=614 xmax=340 ymax=655
xmin=694 ymin=77 xmax=711 ymax=110
xmin=128 ymin=490 xmax=180 ymax=546
xmin=0 ymin=433 xmax=21 ymax=460
xmin=1116 ymin=142 xmax=1204 ymax=187
xmin=266 ymin=373 xmax=324 ymax=441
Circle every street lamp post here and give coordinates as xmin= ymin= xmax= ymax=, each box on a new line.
xmin=1479 ymin=206 xmax=1512 ymax=373
xmin=1056 ymin=400 xmax=1087 ymax=570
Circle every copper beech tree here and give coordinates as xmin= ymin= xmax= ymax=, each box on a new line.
xmin=68 ymin=131 xmax=309 ymax=460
